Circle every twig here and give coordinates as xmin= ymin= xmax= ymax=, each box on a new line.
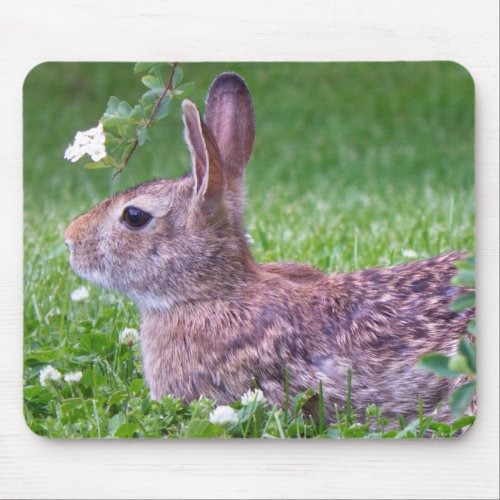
xmin=113 ymin=62 xmax=178 ymax=178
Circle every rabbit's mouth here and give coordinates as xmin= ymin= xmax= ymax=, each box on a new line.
xmin=74 ymin=265 xmax=112 ymax=292
xmin=65 ymin=247 xmax=110 ymax=290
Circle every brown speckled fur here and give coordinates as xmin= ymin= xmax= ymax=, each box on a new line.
xmin=65 ymin=72 xmax=475 ymax=424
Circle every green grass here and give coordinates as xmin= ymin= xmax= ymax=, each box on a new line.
xmin=23 ymin=62 xmax=475 ymax=438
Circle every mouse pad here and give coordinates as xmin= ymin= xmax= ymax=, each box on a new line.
xmin=23 ymin=62 xmax=476 ymax=438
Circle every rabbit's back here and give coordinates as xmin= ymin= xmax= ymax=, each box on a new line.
xmin=314 ymin=250 xmax=473 ymax=418
xmin=325 ymin=250 xmax=472 ymax=352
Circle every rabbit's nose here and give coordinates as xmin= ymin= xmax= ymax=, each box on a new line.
xmin=64 ymin=219 xmax=79 ymax=246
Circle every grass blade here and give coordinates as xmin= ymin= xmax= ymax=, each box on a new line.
xmin=284 ymin=365 xmax=290 ymax=423
xmin=318 ymin=380 xmax=325 ymax=434
xmin=346 ymin=367 xmax=352 ymax=426
xmin=92 ymin=399 xmax=102 ymax=438
xmin=274 ymin=412 xmax=286 ymax=439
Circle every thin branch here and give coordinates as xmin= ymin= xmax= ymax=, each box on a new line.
xmin=113 ymin=62 xmax=178 ymax=178
xmin=144 ymin=62 xmax=178 ymax=128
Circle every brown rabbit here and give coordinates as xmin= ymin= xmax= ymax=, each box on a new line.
xmin=65 ymin=72 xmax=474 ymax=424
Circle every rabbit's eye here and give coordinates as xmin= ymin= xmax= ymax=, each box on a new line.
xmin=122 ymin=206 xmax=152 ymax=229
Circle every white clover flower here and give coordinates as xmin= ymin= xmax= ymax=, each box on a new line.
xmin=119 ymin=327 xmax=139 ymax=346
xmin=39 ymin=365 xmax=62 ymax=386
xmin=402 ymin=249 xmax=418 ymax=259
xmin=241 ymin=388 xmax=265 ymax=406
xmin=64 ymin=371 xmax=83 ymax=383
xmin=209 ymin=405 xmax=239 ymax=426
xmin=71 ymin=286 xmax=89 ymax=302
xmin=64 ymin=123 xmax=107 ymax=163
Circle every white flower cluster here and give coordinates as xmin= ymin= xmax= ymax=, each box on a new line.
xmin=64 ymin=371 xmax=83 ymax=383
xmin=39 ymin=365 xmax=83 ymax=386
xmin=209 ymin=405 xmax=239 ymax=426
xmin=241 ymin=388 xmax=265 ymax=406
xmin=64 ymin=123 xmax=107 ymax=163
xmin=39 ymin=365 xmax=62 ymax=386
xmin=71 ymin=286 xmax=89 ymax=302
xmin=119 ymin=327 xmax=140 ymax=346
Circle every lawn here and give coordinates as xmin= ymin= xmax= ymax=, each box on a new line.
xmin=23 ymin=62 xmax=475 ymax=438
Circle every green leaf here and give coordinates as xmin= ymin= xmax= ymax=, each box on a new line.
xmin=117 ymin=101 xmax=132 ymax=117
xmin=141 ymin=88 xmax=163 ymax=104
xmin=129 ymin=104 xmax=146 ymax=121
xmin=129 ymin=378 xmax=144 ymax=395
xmin=61 ymin=398 xmax=82 ymax=415
xmin=141 ymin=75 xmax=162 ymax=90
xmin=381 ymin=430 xmax=399 ymax=438
xmin=174 ymin=81 xmax=195 ymax=98
xmin=451 ymin=269 xmax=475 ymax=288
xmin=467 ymin=319 xmax=476 ymax=336
xmin=81 ymin=368 xmax=106 ymax=389
xmin=23 ymin=386 xmax=52 ymax=404
xmin=154 ymin=97 xmax=171 ymax=121
xmin=458 ymin=336 xmax=476 ymax=374
xmin=236 ymin=403 xmax=258 ymax=424
xmin=428 ymin=421 xmax=451 ymax=436
xmin=261 ymin=433 xmax=279 ymax=439
xmin=114 ymin=422 xmax=138 ymax=438
xmin=120 ymin=125 xmax=138 ymax=141
xmin=137 ymin=127 xmax=148 ymax=146
xmin=326 ymin=428 xmax=342 ymax=439
xmin=84 ymin=161 xmax=112 ymax=170
xmin=183 ymin=419 xmax=222 ymax=438
xmin=447 ymin=354 xmax=469 ymax=375
xmin=24 ymin=348 xmax=61 ymax=363
xmin=108 ymin=412 xmax=126 ymax=435
xmin=71 ymin=354 xmax=94 ymax=363
xmin=101 ymin=116 xmax=130 ymax=128
xmin=417 ymin=353 xmax=462 ymax=377
xmin=451 ymin=415 xmax=475 ymax=432
xmin=454 ymin=255 xmax=475 ymax=270
xmin=395 ymin=418 xmax=419 ymax=438
xmin=449 ymin=292 xmax=475 ymax=312
xmin=105 ymin=96 xmax=120 ymax=115
xmin=150 ymin=65 xmax=166 ymax=86
xmin=104 ymin=133 xmax=120 ymax=148
xmin=134 ymin=62 xmax=158 ymax=74
xmin=450 ymin=381 xmax=476 ymax=419
xmin=107 ymin=391 xmax=126 ymax=407
xmin=292 ymin=388 xmax=317 ymax=416
xmin=172 ymin=66 xmax=183 ymax=87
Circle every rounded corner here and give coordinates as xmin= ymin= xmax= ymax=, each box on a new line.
xmin=22 ymin=409 xmax=51 ymax=440
xmin=22 ymin=61 xmax=55 ymax=93
xmin=442 ymin=60 xmax=476 ymax=94
xmin=453 ymin=413 xmax=478 ymax=440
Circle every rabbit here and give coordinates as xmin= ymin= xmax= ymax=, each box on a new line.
xmin=64 ymin=72 xmax=475 ymax=425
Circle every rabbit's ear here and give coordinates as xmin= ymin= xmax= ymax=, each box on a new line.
xmin=204 ymin=73 xmax=255 ymax=208
xmin=182 ymin=99 xmax=224 ymax=202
